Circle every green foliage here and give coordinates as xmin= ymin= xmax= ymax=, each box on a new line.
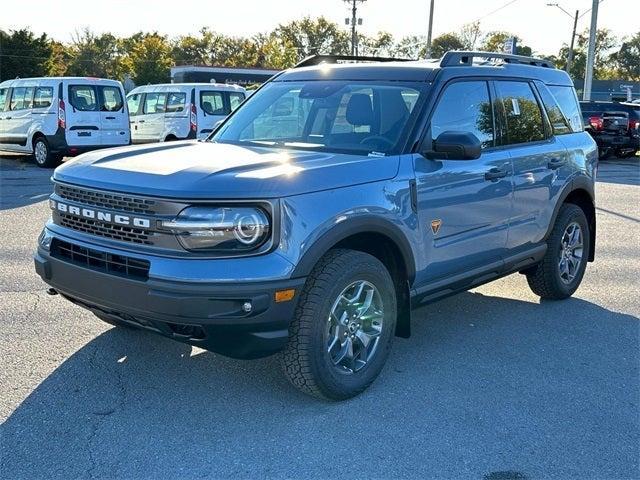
xmin=430 ymin=33 xmax=465 ymax=59
xmin=275 ymin=16 xmax=350 ymax=61
xmin=556 ymin=28 xmax=619 ymax=80
xmin=0 ymin=29 xmax=52 ymax=80
xmin=128 ymin=33 xmax=173 ymax=85
xmin=610 ymin=32 xmax=640 ymax=81
xmin=481 ymin=31 xmax=532 ymax=56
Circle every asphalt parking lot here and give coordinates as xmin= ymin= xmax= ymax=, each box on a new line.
xmin=1 ymin=153 xmax=638 ymax=480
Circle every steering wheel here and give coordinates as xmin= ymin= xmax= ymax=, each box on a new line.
xmin=360 ymin=135 xmax=395 ymax=150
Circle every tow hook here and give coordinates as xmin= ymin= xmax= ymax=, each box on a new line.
xmin=46 ymin=288 xmax=58 ymax=296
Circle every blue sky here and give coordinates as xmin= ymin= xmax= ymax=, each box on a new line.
xmin=2 ymin=0 xmax=637 ymax=55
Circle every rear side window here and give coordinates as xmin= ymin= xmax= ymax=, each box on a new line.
xmin=549 ymin=85 xmax=583 ymax=132
xmin=69 ymin=85 xmax=98 ymax=111
xmin=33 ymin=87 xmax=54 ymax=108
xmin=127 ymin=93 xmax=142 ymax=116
xmin=229 ymin=92 xmax=245 ymax=112
xmin=430 ymin=80 xmax=495 ymax=149
xmin=10 ymin=87 xmax=35 ymax=110
xmin=496 ymin=81 xmax=545 ymax=145
xmin=100 ymin=86 xmax=123 ymax=112
xmin=0 ymin=88 xmax=7 ymax=110
xmin=201 ymin=91 xmax=225 ymax=115
xmin=143 ymin=93 xmax=167 ymax=114
xmin=166 ymin=92 xmax=186 ymax=113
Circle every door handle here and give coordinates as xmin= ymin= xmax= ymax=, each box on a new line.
xmin=547 ymin=158 xmax=565 ymax=170
xmin=484 ymin=167 xmax=508 ymax=181
xmin=106 ymin=116 xmax=116 ymax=120
xmin=138 ymin=120 xmax=145 ymax=123
xmin=5 ymin=116 xmax=11 ymax=120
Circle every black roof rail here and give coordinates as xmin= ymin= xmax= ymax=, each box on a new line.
xmin=294 ymin=54 xmax=413 ymax=68
xmin=440 ymin=51 xmax=555 ymax=69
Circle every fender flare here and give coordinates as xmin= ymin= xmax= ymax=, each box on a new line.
xmin=290 ymin=216 xmax=417 ymax=283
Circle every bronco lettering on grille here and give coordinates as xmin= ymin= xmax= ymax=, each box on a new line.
xmin=50 ymin=200 xmax=151 ymax=228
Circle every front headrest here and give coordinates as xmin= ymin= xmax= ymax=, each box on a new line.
xmin=346 ymin=93 xmax=374 ymax=126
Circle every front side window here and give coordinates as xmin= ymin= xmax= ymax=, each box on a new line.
xmin=430 ymin=81 xmax=494 ymax=149
xmin=229 ymin=92 xmax=245 ymax=112
xmin=496 ymin=81 xmax=545 ymax=145
xmin=201 ymin=91 xmax=225 ymax=115
xmin=212 ymin=81 xmax=425 ymax=155
xmin=33 ymin=87 xmax=53 ymax=109
xmin=143 ymin=92 xmax=167 ymax=114
xmin=127 ymin=93 xmax=142 ymax=116
xmin=100 ymin=86 xmax=123 ymax=112
xmin=69 ymin=85 xmax=98 ymax=111
xmin=10 ymin=87 xmax=35 ymax=110
xmin=166 ymin=92 xmax=186 ymax=113
xmin=548 ymin=85 xmax=583 ymax=133
xmin=0 ymin=88 xmax=7 ymax=110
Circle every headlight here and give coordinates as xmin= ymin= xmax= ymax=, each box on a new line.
xmin=162 ymin=206 xmax=271 ymax=253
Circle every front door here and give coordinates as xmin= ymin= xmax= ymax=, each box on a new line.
xmin=413 ymin=79 xmax=513 ymax=287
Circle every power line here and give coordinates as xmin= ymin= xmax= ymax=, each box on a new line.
xmin=473 ymin=0 xmax=522 ymax=23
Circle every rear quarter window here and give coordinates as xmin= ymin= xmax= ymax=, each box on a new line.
xmin=549 ymin=86 xmax=583 ymax=132
xmin=166 ymin=92 xmax=186 ymax=113
xmin=0 ymin=88 xmax=7 ymax=110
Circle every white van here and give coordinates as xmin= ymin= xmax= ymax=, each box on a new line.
xmin=126 ymin=83 xmax=246 ymax=143
xmin=0 ymin=77 xmax=130 ymax=167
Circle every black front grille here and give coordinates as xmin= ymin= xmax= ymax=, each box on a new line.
xmin=51 ymin=239 xmax=150 ymax=281
xmin=59 ymin=213 xmax=153 ymax=245
xmin=57 ymin=184 xmax=157 ymax=215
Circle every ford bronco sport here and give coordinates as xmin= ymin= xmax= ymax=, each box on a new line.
xmin=35 ymin=52 xmax=597 ymax=400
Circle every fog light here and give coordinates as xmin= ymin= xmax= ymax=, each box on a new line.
xmin=242 ymin=302 xmax=252 ymax=313
xmin=38 ymin=230 xmax=53 ymax=251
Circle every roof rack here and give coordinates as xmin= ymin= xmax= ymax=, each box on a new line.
xmin=294 ymin=54 xmax=413 ymax=69
xmin=440 ymin=51 xmax=555 ymax=69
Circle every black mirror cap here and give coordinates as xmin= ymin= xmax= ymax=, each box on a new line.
xmin=429 ymin=131 xmax=482 ymax=160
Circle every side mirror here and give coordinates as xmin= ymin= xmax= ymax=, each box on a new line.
xmin=427 ymin=131 xmax=482 ymax=160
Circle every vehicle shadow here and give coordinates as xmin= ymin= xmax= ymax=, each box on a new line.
xmin=596 ymin=156 xmax=640 ymax=187
xmin=0 ymin=156 xmax=55 ymax=210
xmin=1 ymin=291 xmax=638 ymax=479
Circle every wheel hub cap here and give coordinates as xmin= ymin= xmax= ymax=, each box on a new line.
xmin=558 ymin=222 xmax=584 ymax=285
xmin=326 ymin=280 xmax=384 ymax=374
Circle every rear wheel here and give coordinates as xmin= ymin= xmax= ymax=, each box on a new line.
xmin=33 ymin=136 xmax=61 ymax=168
xmin=281 ymin=249 xmax=397 ymax=400
xmin=526 ymin=204 xmax=590 ymax=300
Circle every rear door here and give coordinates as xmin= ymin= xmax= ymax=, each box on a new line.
xmin=98 ymin=84 xmax=129 ymax=146
xmin=495 ymin=80 xmax=568 ymax=250
xmin=198 ymin=90 xmax=226 ymax=138
xmin=66 ymin=84 xmax=101 ymax=147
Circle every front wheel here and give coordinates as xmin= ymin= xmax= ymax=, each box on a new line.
xmin=526 ymin=204 xmax=590 ymax=300
xmin=281 ymin=249 xmax=397 ymax=400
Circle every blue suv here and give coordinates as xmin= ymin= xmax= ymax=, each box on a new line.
xmin=35 ymin=52 xmax=597 ymax=400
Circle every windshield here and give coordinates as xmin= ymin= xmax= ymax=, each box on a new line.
xmin=211 ymin=80 xmax=426 ymax=155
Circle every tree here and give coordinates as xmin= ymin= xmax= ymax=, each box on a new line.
xmin=127 ymin=33 xmax=173 ymax=85
xmin=481 ymin=31 xmax=532 ymax=56
xmin=65 ymin=29 xmax=124 ymax=78
xmin=275 ymin=17 xmax=350 ymax=61
xmin=0 ymin=29 xmax=52 ymax=80
xmin=359 ymin=31 xmax=395 ymax=57
xmin=459 ymin=22 xmax=482 ymax=50
xmin=392 ymin=35 xmax=427 ymax=59
xmin=430 ymin=33 xmax=465 ymax=58
xmin=611 ymin=32 xmax=639 ymax=81
xmin=556 ymin=28 xmax=618 ymax=80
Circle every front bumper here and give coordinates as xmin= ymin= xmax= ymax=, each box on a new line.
xmin=34 ymin=238 xmax=305 ymax=359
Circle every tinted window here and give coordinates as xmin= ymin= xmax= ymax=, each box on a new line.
xmin=69 ymin=85 xmax=98 ymax=111
xmin=127 ymin=93 xmax=142 ymax=116
xmin=143 ymin=93 xmax=167 ymax=114
xmin=213 ymin=80 xmax=425 ymax=155
xmin=100 ymin=86 xmax=123 ymax=112
xmin=10 ymin=87 xmax=35 ymax=110
xmin=549 ymin=85 xmax=583 ymax=132
xmin=201 ymin=91 xmax=225 ymax=115
xmin=430 ymin=81 xmax=494 ymax=149
xmin=496 ymin=81 xmax=545 ymax=145
xmin=229 ymin=92 xmax=245 ymax=112
xmin=536 ymin=85 xmax=571 ymax=135
xmin=166 ymin=92 xmax=186 ymax=113
xmin=0 ymin=88 xmax=7 ymax=110
xmin=33 ymin=87 xmax=53 ymax=108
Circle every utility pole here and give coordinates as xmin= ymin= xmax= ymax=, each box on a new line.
xmin=566 ymin=10 xmax=578 ymax=75
xmin=344 ymin=0 xmax=366 ymax=56
xmin=583 ymin=0 xmax=599 ymax=101
xmin=425 ymin=0 xmax=435 ymax=58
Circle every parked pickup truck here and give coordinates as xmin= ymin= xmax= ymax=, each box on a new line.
xmin=581 ymin=100 xmax=640 ymax=158
xmin=35 ymin=52 xmax=597 ymax=400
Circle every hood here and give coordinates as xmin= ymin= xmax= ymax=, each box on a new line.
xmin=53 ymin=141 xmax=400 ymax=199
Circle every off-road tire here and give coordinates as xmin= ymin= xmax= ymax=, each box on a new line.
xmin=526 ymin=204 xmax=590 ymax=300
xmin=281 ymin=249 xmax=397 ymax=400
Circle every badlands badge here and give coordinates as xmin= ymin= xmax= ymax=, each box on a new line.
xmin=430 ymin=219 xmax=442 ymax=235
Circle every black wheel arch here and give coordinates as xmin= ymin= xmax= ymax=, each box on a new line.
xmin=291 ymin=216 xmax=415 ymax=338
